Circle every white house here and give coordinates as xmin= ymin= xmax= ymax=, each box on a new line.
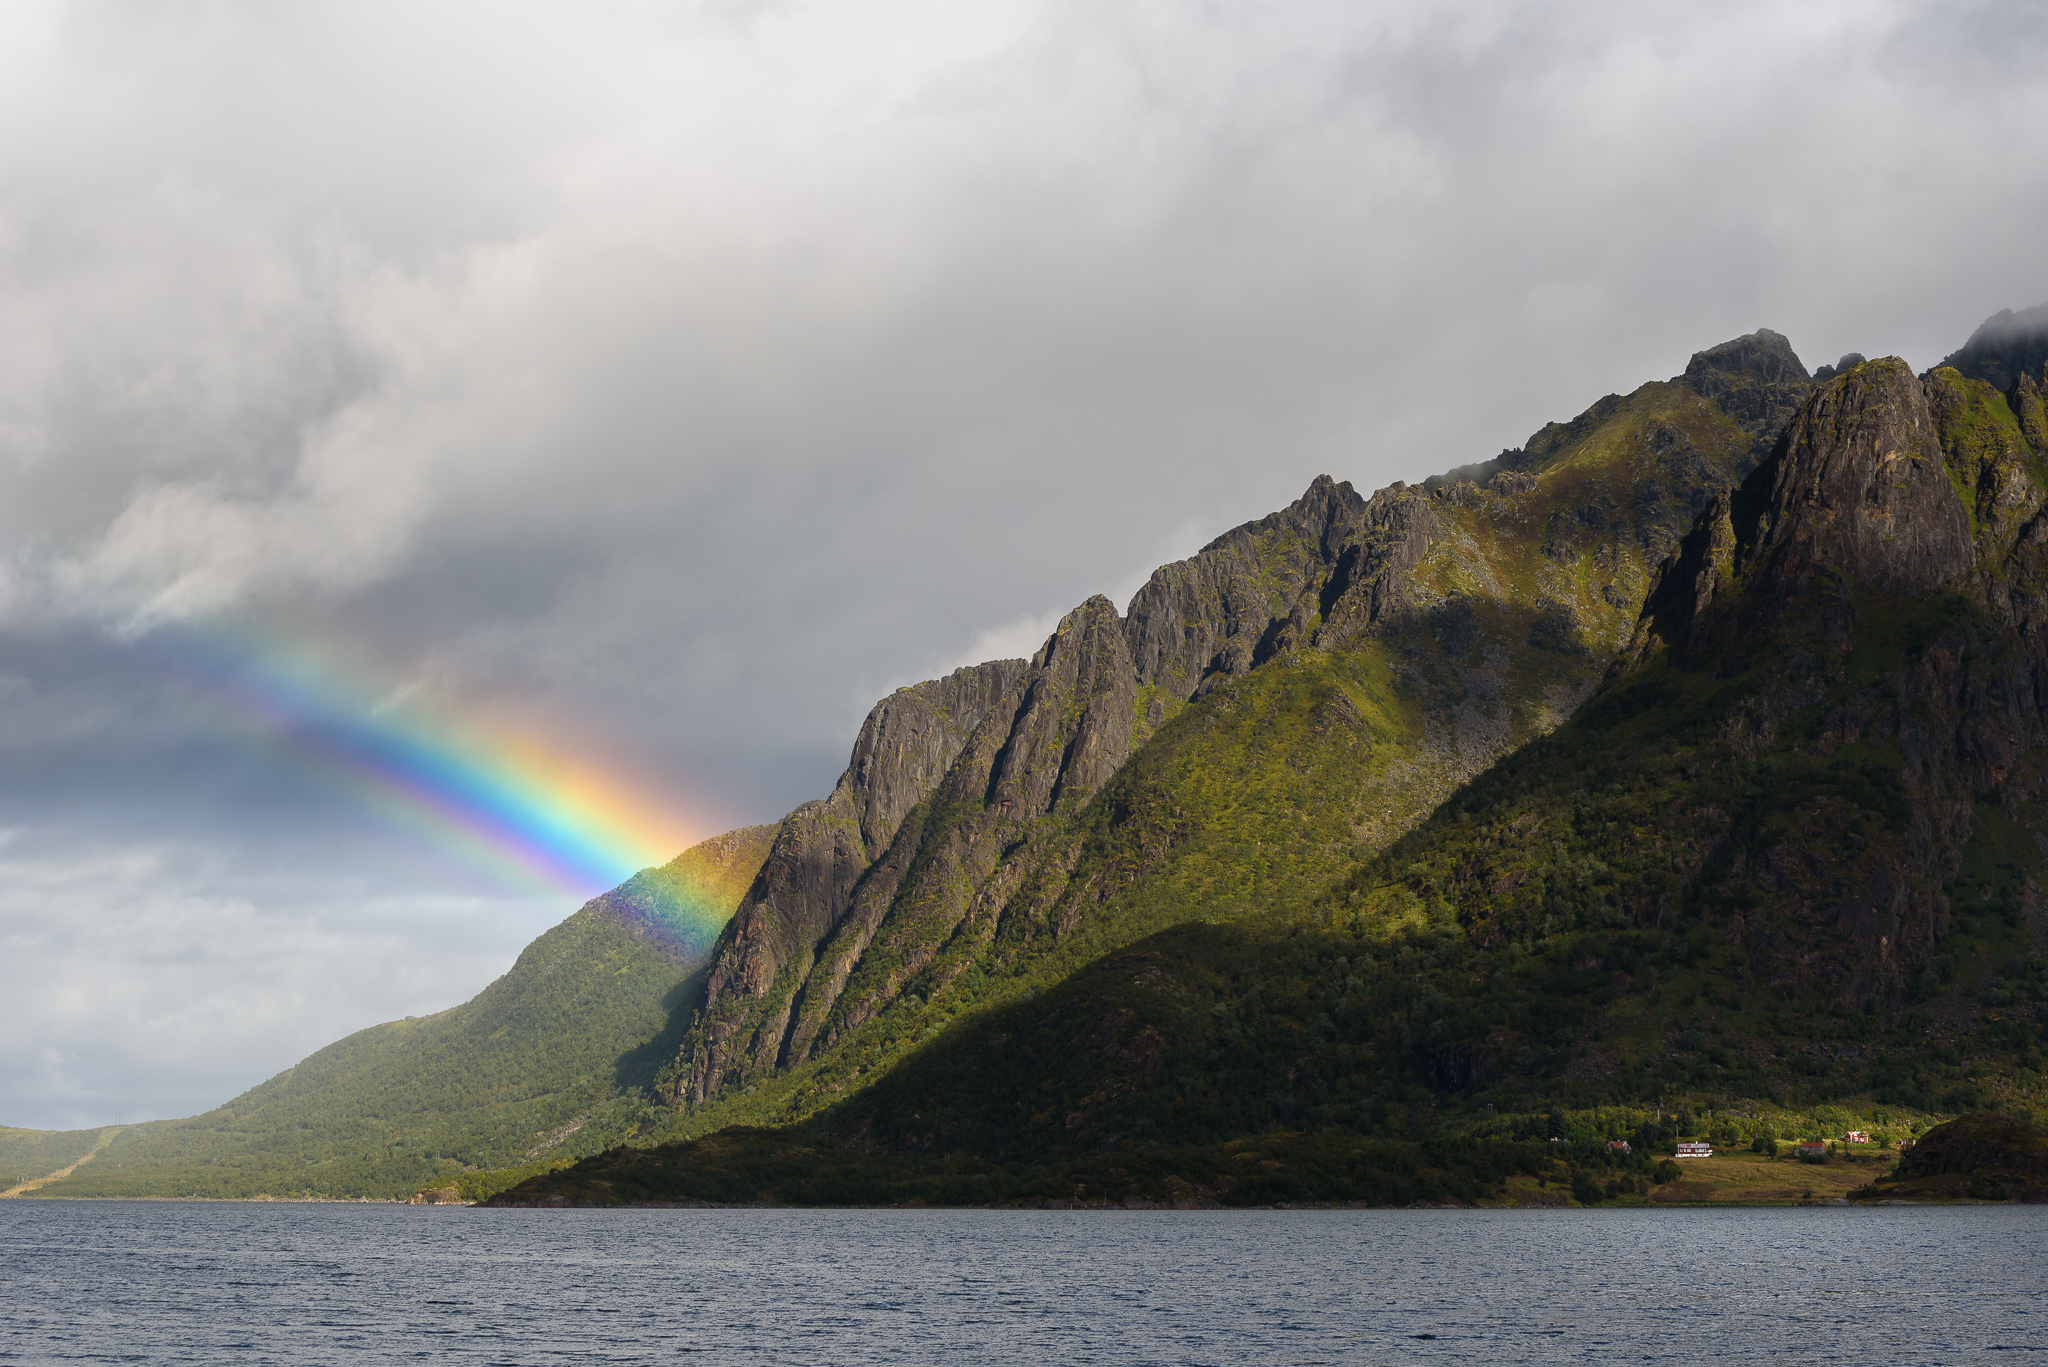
xmin=1675 ymin=1142 xmax=1712 ymax=1158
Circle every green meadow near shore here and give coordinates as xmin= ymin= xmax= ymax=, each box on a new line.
xmin=13 ymin=308 xmax=2048 ymax=1209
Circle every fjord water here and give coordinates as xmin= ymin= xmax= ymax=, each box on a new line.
xmin=2 ymin=1203 xmax=2040 ymax=1364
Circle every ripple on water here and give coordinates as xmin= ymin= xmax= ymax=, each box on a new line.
xmin=0 ymin=1203 xmax=2043 ymax=1364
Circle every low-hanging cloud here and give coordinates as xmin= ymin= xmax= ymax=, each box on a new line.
xmin=0 ymin=0 xmax=2044 ymax=1126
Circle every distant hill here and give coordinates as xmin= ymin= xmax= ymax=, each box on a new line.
xmin=37 ymin=825 xmax=773 ymax=1199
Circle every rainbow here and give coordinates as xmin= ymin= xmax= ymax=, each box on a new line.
xmin=583 ymin=825 xmax=764 ymax=964
xmin=154 ymin=625 xmax=700 ymax=900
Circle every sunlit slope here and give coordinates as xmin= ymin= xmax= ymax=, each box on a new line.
xmin=640 ymin=344 xmax=1770 ymax=1142
xmin=41 ymin=825 xmax=773 ymax=1199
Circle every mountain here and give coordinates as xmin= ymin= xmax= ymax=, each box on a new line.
xmin=37 ymin=825 xmax=773 ymax=1199
xmin=496 ymin=309 xmax=2048 ymax=1207
xmin=639 ymin=328 xmax=1806 ymax=1139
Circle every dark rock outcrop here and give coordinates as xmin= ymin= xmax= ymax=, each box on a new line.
xmin=1677 ymin=328 xmax=1814 ymax=470
xmin=1740 ymin=357 xmax=1973 ymax=601
xmin=1858 ymin=1113 xmax=2048 ymax=1202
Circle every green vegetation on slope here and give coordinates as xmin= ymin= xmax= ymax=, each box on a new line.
xmin=1318 ymin=673 xmax=2043 ymax=1118
xmin=38 ymin=827 xmax=774 ymax=1199
xmin=492 ymin=913 xmax=1931 ymax=1207
xmin=0 ymin=1126 xmax=107 ymax=1192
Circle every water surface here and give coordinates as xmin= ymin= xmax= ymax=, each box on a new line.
xmin=2 ymin=1202 xmax=2041 ymax=1364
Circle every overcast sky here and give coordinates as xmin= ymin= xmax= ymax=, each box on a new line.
xmin=2 ymin=0 xmax=2044 ymax=1131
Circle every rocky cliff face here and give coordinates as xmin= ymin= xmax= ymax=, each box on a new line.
xmin=1123 ymin=474 xmax=1367 ymax=702
xmin=674 ymin=659 xmax=1030 ymax=1097
xmin=1676 ymin=328 xmax=1815 ymax=469
xmin=1589 ymin=352 xmax=2048 ymax=1007
xmin=657 ymin=327 xmax=1817 ymax=1120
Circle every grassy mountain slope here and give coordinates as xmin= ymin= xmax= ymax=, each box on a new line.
xmin=37 ymin=826 xmax=773 ymax=1199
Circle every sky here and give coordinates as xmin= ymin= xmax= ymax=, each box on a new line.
xmin=2 ymin=0 xmax=2045 ymax=1131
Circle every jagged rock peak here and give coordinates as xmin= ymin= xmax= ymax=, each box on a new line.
xmin=843 ymin=659 xmax=1032 ymax=856
xmin=1939 ymin=304 xmax=2048 ymax=393
xmin=1122 ymin=475 xmax=1367 ymax=701
xmin=1738 ymin=356 xmax=1971 ymax=597
xmin=1192 ymin=473 xmax=1364 ymax=561
xmin=1677 ymin=328 xmax=1813 ymax=463
xmin=1682 ymin=327 xmax=1809 ymax=389
xmin=1629 ymin=356 xmax=1973 ymax=670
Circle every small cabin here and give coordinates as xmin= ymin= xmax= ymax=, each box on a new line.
xmin=1844 ymin=1130 xmax=1870 ymax=1144
xmin=1796 ymin=1141 xmax=1828 ymax=1157
xmin=1606 ymin=1140 xmax=1631 ymax=1154
xmin=1675 ymin=1141 xmax=1712 ymax=1158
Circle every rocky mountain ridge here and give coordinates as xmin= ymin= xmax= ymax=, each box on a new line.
xmin=655 ymin=327 xmax=1817 ymax=1131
